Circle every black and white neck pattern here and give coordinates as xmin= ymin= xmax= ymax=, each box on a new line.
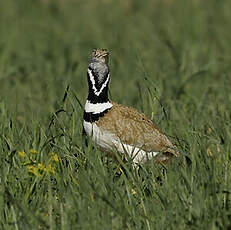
xmin=87 ymin=65 xmax=110 ymax=104
xmin=84 ymin=62 xmax=113 ymax=123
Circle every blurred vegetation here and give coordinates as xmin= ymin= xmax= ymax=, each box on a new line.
xmin=0 ymin=0 xmax=231 ymax=229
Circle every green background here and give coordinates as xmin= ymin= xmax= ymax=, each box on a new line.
xmin=0 ymin=0 xmax=231 ymax=229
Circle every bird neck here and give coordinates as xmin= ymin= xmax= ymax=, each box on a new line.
xmin=87 ymin=65 xmax=110 ymax=104
xmin=84 ymin=66 xmax=113 ymax=123
xmin=87 ymin=79 xmax=109 ymax=104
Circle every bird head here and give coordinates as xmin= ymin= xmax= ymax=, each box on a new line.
xmin=90 ymin=48 xmax=109 ymax=64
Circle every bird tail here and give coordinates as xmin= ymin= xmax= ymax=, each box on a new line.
xmin=154 ymin=147 xmax=192 ymax=166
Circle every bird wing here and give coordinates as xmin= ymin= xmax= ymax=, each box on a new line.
xmin=96 ymin=102 xmax=179 ymax=157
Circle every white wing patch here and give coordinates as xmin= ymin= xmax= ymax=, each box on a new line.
xmin=84 ymin=100 xmax=113 ymax=114
xmin=116 ymin=142 xmax=159 ymax=163
xmin=83 ymin=121 xmax=158 ymax=164
xmin=88 ymin=68 xmax=110 ymax=96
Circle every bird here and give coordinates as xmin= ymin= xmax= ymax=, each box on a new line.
xmin=83 ymin=48 xmax=180 ymax=165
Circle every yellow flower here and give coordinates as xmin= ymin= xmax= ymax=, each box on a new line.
xmin=18 ymin=151 xmax=26 ymax=158
xmin=23 ymin=161 xmax=31 ymax=166
xmin=47 ymin=164 xmax=55 ymax=174
xmin=131 ymin=189 xmax=137 ymax=195
xmin=38 ymin=163 xmax=46 ymax=171
xmin=50 ymin=153 xmax=60 ymax=163
xmin=29 ymin=149 xmax=38 ymax=154
xmin=27 ymin=165 xmax=40 ymax=176
xmin=29 ymin=156 xmax=36 ymax=163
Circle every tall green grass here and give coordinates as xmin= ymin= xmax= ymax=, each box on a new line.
xmin=0 ymin=0 xmax=231 ymax=229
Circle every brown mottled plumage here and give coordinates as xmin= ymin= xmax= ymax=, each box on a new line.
xmin=96 ymin=102 xmax=179 ymax=158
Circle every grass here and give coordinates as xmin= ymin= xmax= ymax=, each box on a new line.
xmin=0 ymin=0 xmax=231 ymax=229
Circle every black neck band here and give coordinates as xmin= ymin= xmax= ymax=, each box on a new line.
xmin=83 ymin=108 xmax=111 ymax=122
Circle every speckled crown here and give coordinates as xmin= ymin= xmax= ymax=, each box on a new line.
xmin=90 ymin=48 xmax=109 ymax=64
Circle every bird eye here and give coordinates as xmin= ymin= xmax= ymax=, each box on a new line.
xmin=92 ymin=49 xmax=97 ymax=55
